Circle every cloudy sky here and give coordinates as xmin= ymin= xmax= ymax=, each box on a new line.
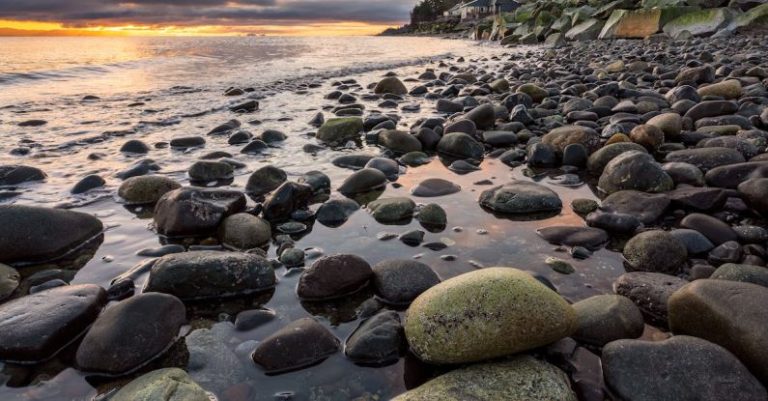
xmin=0 ymin=0 xmax=416 ymax=35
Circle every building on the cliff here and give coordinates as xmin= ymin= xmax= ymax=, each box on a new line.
xmin=444 ymin=2 xmax=465 ymax=18
xmin=454 ymin=0 xmax=520 ymax=20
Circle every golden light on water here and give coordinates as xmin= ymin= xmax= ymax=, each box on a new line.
xmin=0 ymin=19 xmax=396 ymax=37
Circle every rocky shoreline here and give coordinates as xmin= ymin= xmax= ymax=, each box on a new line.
xmin=1 ymin=30 xmax=768 ymax=401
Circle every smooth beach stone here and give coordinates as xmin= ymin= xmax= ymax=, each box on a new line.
xmin=188 ymin=161 xmax=233 ymax=182
xmin=613 ymin=272 xmax=689 ymax=326
xmin=443 ymin=119 xmax=476 ymax=136
xmin=670 ymin=229 xmax=715 ymax=255
xmin=680 ymin=213 xmax=737 ymax=246
xmin=404 ymin=268 xmax=576 ymax=364
xmin=739 ymin=178 xmax=768 ymax=217
xmin=316 ymin=117 xmax=363 ymax=144
xmin=0 ymin=284 xmax=107 ymax=362
xmin=410 ymin=178 xmax=460 ymax=197
xmin=153 ymin=188 xmax=246 ymax=237
xmin=417 ymin=203 xmax=447 ymax=227
xmin=71 ymin=174 xmax=106 ymax=194
xmin=298 ymin=170 xmax=330 ymax=195
xmin=111 ymin=368 xmax=210 ymax=401
xmin=461 ymin=103 xmax=495 ymax=129
xmin=603 ymin=336 xmax=766 ymax=401
xmin=338 ymin=168 xmax=387 ymax=195
xmin=119 ymin=139 xmax=150 ymax=154
xmin=252 ymin=318 xmax=339 ymax=374
xmin=0 ymin=263 xmax=20 ymax=302
xmin=711 ymin=264 xmax=768 ymax=287
xmin=374 ymin=76 xmax=407 ymax=95
xmin=527 ymin=143 xmax=558 ymax=167
xmin=365 ymin=157 xmax=400 ymax=179
xmin=367 ymin=197 xmax=416 ymax=223
xmin=297 ymin=254 xmax=372 ymax=301
xmin=598 ymin=151 xmax=673 ymax=195
xmin=586 ymin=142 xmax=647 ymax=174
xmin=170 ymin=136 xmax=205 ymax=149
xmin=372 ymin=259 xmax=440 ymax=305
xmin=116 ymin=159 xmax=160 ymax=180
xmin=245 ymin=165 xmax=287 ymax=198
xmin=0 ymin=205 xmax=104 ymax=265
xmin=601 ymin=190 xmax=670 ymax=225
xmin=145 ymin=251 xmax=275 ymax=301
xmin=379 ymin=130 xmax=422 ymax=154
xmin=262 ymin=182 xmax=313 ymax=222
xmin=536 ymin=226 xmax=608 ymax=250
xmin=669 ymin=279 xmax=768 ymax=383
xmin=218 ymin=213 xmax=271 ymax=250
xmin=542 ymin=125 xmax=600 ymax=154
xmin=482 ymin=131 xmax=518 ymax=147
xmin=664 ymin=162 xmax=704 ymax=186
xmin=240 ymin=139 xmax=269 ymax=155
xmin=437 ymin=132 xmax=484 ymax=160
xmin=208 ymin=119 xmax=241 ymax=135
xmin=572 ymin=295 xmax=644 ymax=347
xmin=571 ymin=198 xmax=599 ymax=215
xmin=75 ymin=293 xmax=186 ymax=375
xmin=392 ymin=357 xmax=577 ymax=401
xmin=117 ymin=175 xmax=181 ymax=205
xmin=345 ymin=311 xmax=403 ymax=366
xmin=259 ymin=129 xmax=287 ymax=143
xmin=333 ymin=154 xmax=374 ymax=170
xmin=185 ymin=323 xmax=248 ymax=394
xmin=708 ymin=241 xmax=743 ymax=266
xmin=667 ymin=187 xmax=727 ymax=212
xmin=235 ymin=308 xmax=276 ymax=331
xmin=646 ymin=112 xmax=682 ymax=139
xmin=316 ymin=198 xmax=359 ymax=227
xmin=479 ymin=181 xmax=562 ymax=216
xmin=0 ymin=165 xmax=46 ymax=186
xmin=665 ymin=147 xmax=746 ymax=172
xmin=623 ymin=230 xmax=688 ymax=274
xmin=705 ymin=161 xmax=768 ymax=189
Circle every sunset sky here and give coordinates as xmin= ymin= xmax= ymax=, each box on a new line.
xmin=0 ymin=0 xmax=415 ymax=36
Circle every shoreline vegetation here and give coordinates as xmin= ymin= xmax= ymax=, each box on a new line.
xmin=0 ymin=2 xmax=768 ymax=400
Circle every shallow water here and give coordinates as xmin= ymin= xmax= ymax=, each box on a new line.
xmin=0 ymin=36 xmax=625 ymax=400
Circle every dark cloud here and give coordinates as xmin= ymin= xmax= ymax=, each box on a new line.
xmin=0 ymin=0 xmax=413 ymax=25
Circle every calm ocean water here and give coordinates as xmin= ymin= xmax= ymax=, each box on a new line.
xmin=0 ymin=36 xmax=624 ymax=401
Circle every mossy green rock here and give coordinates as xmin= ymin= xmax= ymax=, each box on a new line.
xmin=368 ymin=197 xmax=416 ymax=223
xmin=711 ymin=263 xmax=768 ymax=288
xmin=118 ymin=175 xmax=181 ymax=205
xmin=663 ymin=8 xmax=730 ymax=37
xmin=316 ymin=117 xmax=363 ymax=144
xmin=392 ymin=357 xmax=577 ymax=401
xmin=111 ymin=368 xmax=210 ymax=401
xmin=404 ymin=268 xmax=576 ymax=364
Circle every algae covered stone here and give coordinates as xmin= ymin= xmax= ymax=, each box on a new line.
xmin=404 ymin=268 xmax=576 ymax=364
xmin=111 ymin=368 xmax=210 ymax=401
xmin=316 ymin=117 xmax=363 ymax=144
xmin=392 ymin=357 xmax=577 ymax=401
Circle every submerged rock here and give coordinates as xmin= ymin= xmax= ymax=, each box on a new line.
xmin=410 ymin=178 xmax=461 ymax=197
xmin=404 ymin=268 xmax=576 ymax=364
xmin=317 ymin=117 xmax=363 ymax=144
xmin=297 ymin=254 xmax=372 ymax=301
xmin=479 ymin=181 xmax=562 ymax=216
xmin=153 ymin=188 xmax=246 ymax=237
xmin=252 ymin=318 xmax=339 ymax=374
xmin=118 ymin=175 xmax=181 ymax=205
xmin=345 ymin=311 xmax=403 ymax=366
xmin=0 ymin=165 xmax=46 ymax=186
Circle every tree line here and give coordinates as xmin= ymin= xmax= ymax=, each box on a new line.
xmin=410 ymin=0 xmax=464 ymax=25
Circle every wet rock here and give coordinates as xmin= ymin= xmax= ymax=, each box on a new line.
xmin=537 ymin=226 xmax=608 ymax=250
xmin=297 ymin=254 xmax=372 ymax=301
xmin=573 ymin=295 xmax=644 ymax=347
xmin=188 ymin=161 xmax=233 ymax=182
xmin=252 ymin=318 xmax=339 ymax=374
xmin=647 ymin=112 xmax=682 ymax=139
xmin=708 ymin=241 xmax=743 ymax=266
xmin=207 ymin=119 xmax=241 ymax=135
xmin=602 ymin=190 xmax=669 ymax=225
xmin=374 ymin=77 xmax=407 ymax=95
xmin=154 ymin=188 xmax=246 ymax=237
xmin=345 ymin=311 xmax=403 ymax=366
xmin=543 ymin=125 xmax=600 ymax=154
xmin=392 ymin=357 xmax=577 ymax=401
xmin=684 ymin=100 xmax=738 ymax=122
xmin=145 ymin=251 xmax=275 ymax=301
xmin=120 ymin=140 xmax=150 ymax=154
xmin=0 ymin=165 xmax=46 ymax=186
xmin=479 ymin=181 xmax=562 ymax=216
xmin=259 ymin=129 xmax=287 ymax=144
xmin=629 ymin=124 xmax=664 ymax=151
xmin=111 ymin=368 xmax=210 ymax=401
xmin=527 ymin=143 xmax=558 ymax=167
xmin=75 ymin=293 xmax=186 ymax=375
xmin=0 ymin=264 xmax=19 ymax=302
xmin=170 ymin=136 xmax=205 ymax=149
xmin=118 ymin=175 xmax=181 ymax=205
xmin=229 ymin=99 xmax=258 ymax=113
xmin=571 ymin=198 xmax=599 ymax=215
xmin=235 ymin=308 xmax=276 ymax=331
xmin=365 ymin=157 xmax=400 ymax=179
xmin=379 ymin=130 xmax=422 ymax=154
xmin=598 ymin=151 xmax=673 ymax=195
xmin=705 ymin=161 xmax=768 ymax=189
xmin=367 ymin=197 xmax=415 ymax=223
xmin=218 ymin=213 xmax=271 ymax=250
xmin=462 ymin=103 xmax=496 ymax=129
xmin=0 ymin=284 xmax=107 ymax=362
xmin=739 ymin=178 xmax=768 ymax=217
xmin=417 ymin=203 xmax=447 ymax=228
xmin=623 ymin=230 xmax=687 ymax=274
xmin=185 ymin=323 xmax=248 ymax=393
xmin=411 ymin=178 xmax=460 ymax=197
xmin=663 ymin=162 xmax=704 ymax=186
xmin=115 ymin=159 xmax=160 ymax=180
xmin=711 ymin=263 xmax=768 ymax=287
xmin=669 ymin=279 xmax=768 ymax=384
xmin=404 ymin=268 xmax=576 ymax=364
xmin=316 ymin=198 xmax=359 ymax=227
xmin=317 ymin=117 xmax=363 ymax=144
xmin=262 ymin=182 xmax=313 ymax=222
xmin=240 ymin=139 xmax=269 ymax=155
xmin=372 ymin=260 xmax=440 ymax=305
xmin=587 ymin=142 xmax=647 ymax=174
xmin=562 ymin=143 xmax=588 ymax=167
xmin=71 ymin=175 xmax=106 ymax=194
xmin=613 ymin=272 xmax=688 ymax=326
xmin=666 ymin=147 xmax=745 ymax=172
xmin=680 ymin=213 xmax=737 ymax=245
xmin=603 ymin=336 xmax=766 ymax=401
xmin=245 ymin=165 xmax=287 ymax=199
xmin=671 ymin=229 xmax=715 ymax=255
xmin=437 ymin=132 xmax=484 ymax=160
xmin=0 ymin=205 xmax=104 ymax=265
xmin=338 ymin=168 xmax=387 ymax=195
xmin=517 ymin=83 xmax=549 ymax=103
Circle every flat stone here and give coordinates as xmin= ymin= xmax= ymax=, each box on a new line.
xmin=537 ymin=226 xmax=609 ymax=250
xmin=252 ymin=318 xmax=339 ymax=374
xmin=410 ymin=178 xmax=461 ymax=197
xmin=602 ymin=191 xmax=670 ymax=224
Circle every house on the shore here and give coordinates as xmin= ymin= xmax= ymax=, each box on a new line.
xmin=447 ymin=0 xmax=520 ymax=20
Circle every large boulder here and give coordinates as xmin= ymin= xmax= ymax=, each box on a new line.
xmin=145 ymin=251 xmax=275 ymax=301
xmin=599 ymin=9 xmax=662 ymax=39
xmin=0 ymin=205 xmax=104 ymax=265
xmin=668 ymin=279 xmax=768 ymax=383
xmin=404 ymin=268 xmax=576 ymax=364
xmin=603 ymin=336 xmax=766 ymax=401
xmin=479 ymin=181 xmax=563 ymax=216
xmin=111 ymin=368 xmax=210 ymax=401
xmin=316 ymin=117 xmax=364 ymax=145
xmin=153 ymin=188 xmax=246 ymax=237
xmin=392 ymin=357 xmax=577 ymax=401
xmin=0 ymin=285 xmax=107 ymax=362
xmin=75 ymin=293 xmax=186 ymax=375
xmin=598 ymin=151 xmax=673 ymax=195
xmin=565 ymin=18 xmax=605 ymax=41
xmin=663 ymin=8 xmax=731 ymax=37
